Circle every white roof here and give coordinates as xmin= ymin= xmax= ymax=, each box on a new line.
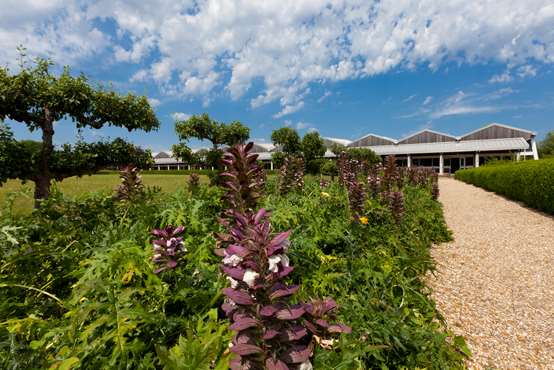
xmin=323 ymin=137 xmax=352 ymax=146
xmin=254 ymin=142 xmax=276 ymax=151
xmin=154 ymin=157 xmax=181 ymax=165
xmin=357 ymin=137 xmax=529 ymax=156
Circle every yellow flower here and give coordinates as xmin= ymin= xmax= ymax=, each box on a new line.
xmin=320 ymin=192 xmax=330 ymax=198
xmin=359 ymin=216 xmax=369 ymax=225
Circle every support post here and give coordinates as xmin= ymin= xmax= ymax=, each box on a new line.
xmin=531 ymin=138 xmax=539 ymax=160
xmin=177 ymin=164 xmax=180 ymax=170
xmin=270 ymin=161 xmax=274 ymax=171
xmin=439 ymin=154 xmax=444 ymax=175
xmin=407 ymin=155 xmax=412 ymax=168
xmin=475 ymin=153 xmax=480 ymax=168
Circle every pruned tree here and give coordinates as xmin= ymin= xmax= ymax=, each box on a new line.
xmin=301 ymin=131 xmax=326 ymax=163
xmin=173 ymin=113 xmax=249 ymax=168
xmin=0 ymin=57 xmax=159 ymax=204
xmin=270 ymin=127 xmax=301 ymax=154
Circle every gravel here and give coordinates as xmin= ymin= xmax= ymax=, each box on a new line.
xmin=427 ymin=177 xmax=554 ymax=369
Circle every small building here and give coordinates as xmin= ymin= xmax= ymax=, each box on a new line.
xmin=347 ymin=123 xmax=539 ymax=174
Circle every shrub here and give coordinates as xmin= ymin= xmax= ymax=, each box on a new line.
xmin=455 ymin=158 xmax=554 ymax=214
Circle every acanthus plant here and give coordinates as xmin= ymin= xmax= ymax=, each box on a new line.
xmin=346 ymin=180 xmax=366 ymax=220
xmin=337 ymin=152 xmax=355 ymax=186
xmin=366 ymin=164 xmax=383 ymax=199
xmin=319 ymin=178 xmax=329 ymax=188
xmin=431 ymin=172 xmax=440 ymax=200
xmin=115 ymin=165 xmax=144 ymax=201
xmin=150 ymin=225 xmax=186 ymax=274
xmin=279 ymin=155 xmax=305 ymax=194
xmin=382 ymin=155 xmax=399 ymax=191
xmin=380 ymin=191 xmax=404 ymax=224
xmin=217 ymin=143 xmax=351 ymax=370
xmin=188 ymin=172 xmax=200 ymax=190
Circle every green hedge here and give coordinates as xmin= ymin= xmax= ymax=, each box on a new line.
xmin=455 ymin=158 xmax=554 ymax=214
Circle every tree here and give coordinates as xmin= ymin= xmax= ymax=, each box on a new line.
xmin=301 ymin=131 xmax=326 ymax=163
xmin=270 ymin=127 xmax=301 ymax=154
xmin=1 ymin=125 xmax=152 ymax=194
xmin=538 ymin=131 xmax=554 ymax=158
xmin=0 ymin=57 xmax=159 ymax=204
xmin=174 ymin=114 xmax=249 ymax=149
xmin=346 ymin=147 xmax=381 ymax=165
xmin=173 ymin=113 xmax=249 ymax=168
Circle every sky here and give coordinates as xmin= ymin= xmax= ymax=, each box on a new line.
xmin=1 ymin=0 xmax=554 ymax=151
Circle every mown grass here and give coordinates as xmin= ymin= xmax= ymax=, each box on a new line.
xmin=0 ymin=172 xmax=209 ymax=214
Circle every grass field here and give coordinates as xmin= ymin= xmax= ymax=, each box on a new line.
xmin=0 ymin=173 xmax=208 ymax=214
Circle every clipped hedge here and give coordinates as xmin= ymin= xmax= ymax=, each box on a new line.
xmin=455 ymin=158 xmax=554 ymax=214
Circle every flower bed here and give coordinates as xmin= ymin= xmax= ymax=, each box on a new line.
xmin=0 ymin=146 xmax=467 ymax=369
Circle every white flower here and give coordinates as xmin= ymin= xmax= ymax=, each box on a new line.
xmin=268 ymin=254 xmax=289 ymax=273
xmin=299 ymin=361 xmax=313 ymax=370
xmin=223 ymin=254 xmax=243 ymax=266
xmin=227 ymin=276 xmax=239 ymax=288
xmin=242 ymin=269 xmax=259 ymax=287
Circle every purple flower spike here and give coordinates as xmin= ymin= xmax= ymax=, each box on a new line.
xmin=150 ymin=225 xmax=186 ymax=273
xmin=216 ymin=143 xmax=350 ymax=369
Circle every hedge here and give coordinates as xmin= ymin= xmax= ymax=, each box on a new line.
xmin=454 ymin=158 xmax=554 ymax=214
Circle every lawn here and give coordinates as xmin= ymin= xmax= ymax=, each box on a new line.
xmin=0 ymin=172 xmax=207 ymax=214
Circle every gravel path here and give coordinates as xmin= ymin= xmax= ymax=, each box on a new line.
xmin=427 ymin=177 xmax=554 ymax=369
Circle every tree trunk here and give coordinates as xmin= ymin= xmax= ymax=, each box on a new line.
xmin=34 ymin=108 xmax=54 ymax=207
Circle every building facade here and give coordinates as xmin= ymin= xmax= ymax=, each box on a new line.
xmin=151 ymin=123 xmax=539 ymax=174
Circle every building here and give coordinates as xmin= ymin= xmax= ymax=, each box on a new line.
xmin=151 ymin=123 xmax=539 ymax=174
xmin=346 ymin=123 xmax=538 ymax=174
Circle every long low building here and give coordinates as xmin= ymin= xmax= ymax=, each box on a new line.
xmin=151 ymin=123 xmax=539 ymax=174
xmin=346 ymin=123 xmax=539 ymax=174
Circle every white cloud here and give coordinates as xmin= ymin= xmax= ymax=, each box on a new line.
xmin=517 ymin=64 xmax=537 ymax=78
xmin=422 ymin=96 xmax=433 ymax=105
xmin=489 ymin=70 xmax=513 ymax=83
xmin=317 ymin=91 xmax=332 ymax=103
xmin=430 ymin=105 xmax=498 ymax=119
xmin=148 ymin=98 xmax=161 ymax=107
xmin=2 ymin=1 xmax=554 ymax=117
xmin=402 ymin=94 xmax=417 ymax=103
xmin=171 ymin=112 xmax=191 ymax=121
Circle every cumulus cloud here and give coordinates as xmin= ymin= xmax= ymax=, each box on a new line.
xmin=2 ymin=0 xmax=554 ymax=117
xmin=148 ymin=98 xmax=161 ymax=107
xmin=171 ymin=112 xmax=191 ymax=121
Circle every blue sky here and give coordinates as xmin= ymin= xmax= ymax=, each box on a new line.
xmin=2 ymin=1 xmax=554 ymax=151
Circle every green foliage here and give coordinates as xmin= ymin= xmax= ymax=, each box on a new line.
xmin=0 ymin=168 xmax=466 ymax=368
xmin=345 ymin=147 xmax=381 ymax=165
xmin=301 ymin=131 xmax=326 ymax=163
xmin=321 ymin=160 xmax=338 ymax=177
xmin=271 ymin=127 xmax=301 ymax=154
xmin=271 ymin=151 xmax=287 ymax=169
xmin=174 ymin=113 xmax=249 ymax=151
xmin=455 ymin=158 xmax=554 ymax=214
xmin=538 ymin=131 xmax=554 ymax=158
xmin=0 ymin=55 xmax=159 ymax=202
xmin=0 ymin=134 xmax=152 ymax=185
xmin=0 ymin=58 xmax=159 ymax=131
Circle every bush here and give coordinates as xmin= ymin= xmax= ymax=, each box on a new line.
xmin=455 ymin=158 xmax=554 ymax=214
xmin=306 ymin=158 xmax=326 ymax=174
